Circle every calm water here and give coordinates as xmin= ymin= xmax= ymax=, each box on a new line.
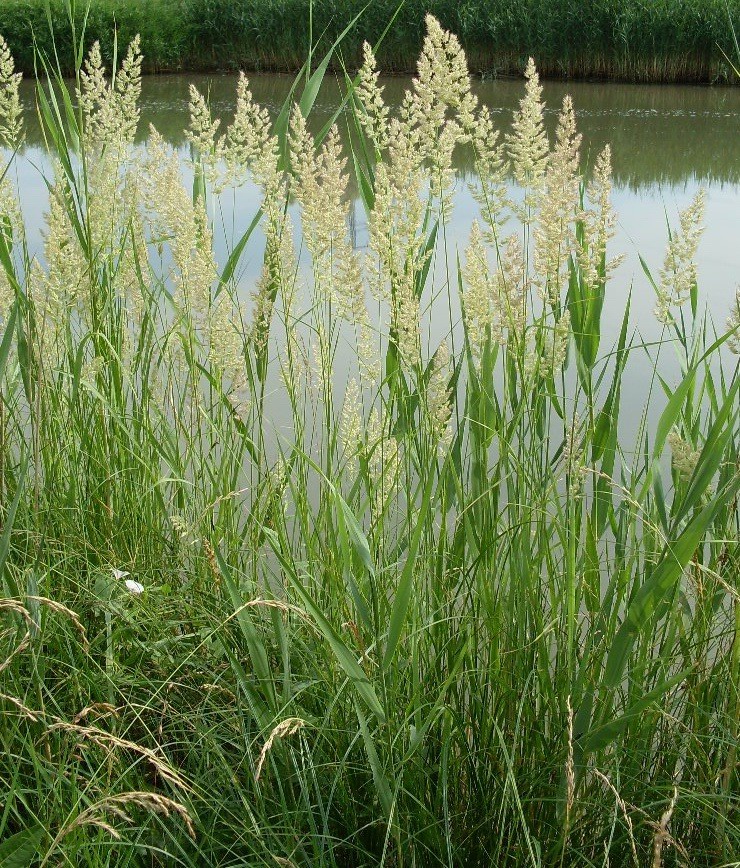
xmin=9 ymin=73 xmax=740 ymax=431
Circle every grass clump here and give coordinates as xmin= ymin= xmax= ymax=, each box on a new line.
xmin=0 ymin=16 xmax=739 ymax=866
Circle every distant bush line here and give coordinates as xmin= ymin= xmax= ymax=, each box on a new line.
xmin=1 ymin=0 xmax=739 ymax=82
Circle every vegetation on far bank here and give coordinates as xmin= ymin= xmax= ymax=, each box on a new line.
xmin=0 ymin=13 xmax=739 ymax=867
xmin=0 ymin=0 xmax=739 ymax=82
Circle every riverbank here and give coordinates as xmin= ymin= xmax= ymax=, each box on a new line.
xmin=1 ymin=17 xmax=739 ymax=865
xmin=1 ymin=0 xmax=738 ymax=82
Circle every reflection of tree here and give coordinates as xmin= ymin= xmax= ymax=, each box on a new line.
xmin=17 ymin=74 xmax=740 ymax=190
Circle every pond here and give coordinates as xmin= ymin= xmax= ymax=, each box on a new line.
xmin=9 ymin=73 xmax=740 ymax=437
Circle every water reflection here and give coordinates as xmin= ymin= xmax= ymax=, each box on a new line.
xmin=18 ymin=73 xmax=740 ymax=188
xmin=7 ymin=73 xmax=740 ymax=444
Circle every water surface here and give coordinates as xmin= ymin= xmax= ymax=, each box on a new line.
xmin=11 ymin=73 xmax=740 ymax=433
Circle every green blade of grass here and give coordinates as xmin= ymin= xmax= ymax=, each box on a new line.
xmin=264 ymin=527 xmax=386 ymax=723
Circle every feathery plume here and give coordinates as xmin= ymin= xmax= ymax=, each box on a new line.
xmin=34 ymin=175 xmax=87 ymax=355
xmin=289 ymin=110 xmax=348 ymax=263
xmin=250 ymin=211 xmax=296 ymax=356
xmin=0 ymin=35 xmax=23 ymax=149
xmin=255 ymin=718 xmax=306 ymax=781
xmin=356 ymin=42 xmax=389 ymax=151
xmin=561 ymin=414 xmax=588 ymax=485
xmin=78 ymin=37 xmax=142 ymax=151
xmin=727 ymin=286 xmax=740 ymax=353
xmin=506 ymin=58 xmax=549 ymax=193
xmin=412 ymin=15 xmax=478 ymax=144
xmin=496 ymin=233 xmax=528 ymax=338
xmin=186 ymin=85 xmax=224 ymax=184
xmin=224 ymin=73 xmax=280 ymax=192
xmin=426 ymin=341 xmax=453 ymax=449
xmin=339 ymin=377 xmax=363 ymax=469
xmin=668 ymin=430 xmax=700 ymax=481
xmin=392 ymin=271 xmax=421 ymax=370
xmin=578 ymin=145 xmax=623 ymax=297
xmin=365 ymin=408 xmax=401 ymax=520
xmin=114 ymin=35 xmax=143 ymax=146
xmin=534 ymin=96 xmax=581 ymax=304
xmin=527 ymin=310 xmax=571 ymax=378
xmin=143 ymin=128 xmax=217 ymax=327
xmin=462 ymin=220 xmax=501 ymax=364
xmin=550 ymin=309 xmax=571 ymax=370
xmin=208 ymin=287 xmax=247 ymax=398
xmin=655 ymin=189 xmax=706 ymax=324
xmin=0 ymin=176 xmax=23 ymax=323
xmin=470 ymin=106 xmax=508 ymax=237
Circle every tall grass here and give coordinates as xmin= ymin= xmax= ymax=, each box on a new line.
xmin=1 ymin=0 xmax=739 ymax=81
xmin=0 ymin=16 xmax=739 ymax=866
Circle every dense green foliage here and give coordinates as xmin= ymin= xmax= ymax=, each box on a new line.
xmin=0 ymin=20 xmax=739 ymax=867
xmin=0 ymin=0 xmax=739 ymax=80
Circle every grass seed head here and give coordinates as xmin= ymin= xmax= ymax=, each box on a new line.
xmin=726 ymin=285 xmax=740 ymax=353
xmin=0 ymin=34 xmax=22 ymax=149
xmin=655 ymin=189 xmax=706 ymax=323
xmin=505 ymin=58 xmax=549 ymax=193
xmin=256 ymin=718 xmax=307 ymax=781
